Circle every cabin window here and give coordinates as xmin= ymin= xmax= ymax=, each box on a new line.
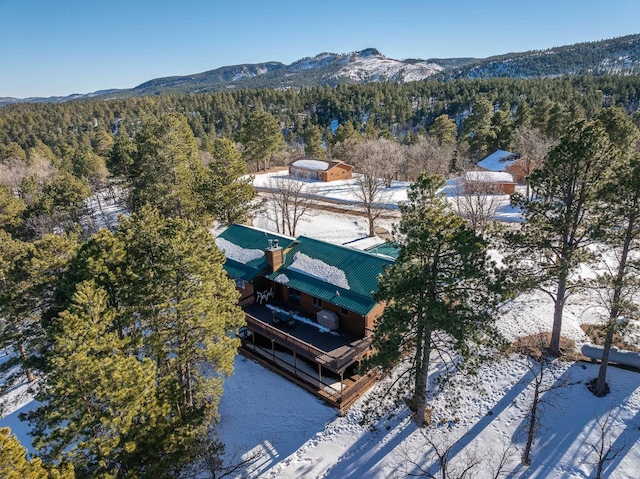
xmin=234 ymin=279 xmax=246 ymax=289
xmin=341 ymin=307 xmax=349 ymax=316
xmin=288 ymin=288 xmax=301 ymax=306
xmin=313 ymin=296 xmax=322 ymax=307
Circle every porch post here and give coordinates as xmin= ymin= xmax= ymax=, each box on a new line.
xmin=340 ymin=372 xmax=344 ymax=394
xmin=318 ymin=364 xmax=322 ymax=389
xmin=294 ymin=351 xmax=297 ymax=374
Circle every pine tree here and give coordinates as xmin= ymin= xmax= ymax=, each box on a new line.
xmin=0 ymin=427 xmax=74 ymax=479
xmin=513 ymin=102 xmax=532 ymax=129
xmin=371 ymin=174 xmax=504 ymax=426
xmin=30 ymin=173 xmax=91 ymax=234
xmin=31 ymin=208 xmax=245 ymax=477
xmin=590 ymin=108 xmax=640 ymax=396
xmin=428 ymin=114 xmax=457 ymax=147
xmin=490 ymin=107 xmax=513 ymax=151
xmin=117 ymin=208 xmax=244 ymax=401
xmin=237 ymin=110 xmax=284 ymax=172
xmin=507 ymin=119 xmax=614 ymax=356
xmin=464 ymin=97 xmax=495 ymax=159
xmin=302 ymin=122 xmax=324 ymax=158
xmin=28 ymin=281 xmax=163 ymax=478
xmin=201 ymin=137 xmax=255 ymax=225
xmin=0 ymin=233 xmax=78 ymax=391
xmin=331 ymin=122 xmax=360 ymax=146
xmin=117 ymin=208 xmax=244 ymax=475
xmin=107 ymin=123 xmax=137 ymax=180
xmin=129 ymin=113 xmax=208 ymax=221
xmin=0 ymin=184 xmax=26 ymax=233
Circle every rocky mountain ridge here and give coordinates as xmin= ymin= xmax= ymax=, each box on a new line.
xmin=3 ymin=34 xmax=640 ymax=105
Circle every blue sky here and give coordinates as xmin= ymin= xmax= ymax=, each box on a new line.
xmin=1 ymin=0 xmax=638 ymax=98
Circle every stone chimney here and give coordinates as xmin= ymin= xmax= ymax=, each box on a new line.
xmin=265 ymin=239 xmax=283 ymax=272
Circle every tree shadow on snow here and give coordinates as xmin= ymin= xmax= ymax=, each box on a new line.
xmin=404 ymin=368 xmax=533 ymax=477
xmin=510 ymin=362 xmax=639 ymax=478
xmin=321 ymin=413 xmax=416 ymax=479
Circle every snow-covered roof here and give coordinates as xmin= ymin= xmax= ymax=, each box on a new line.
xmin=215 ymin=237 xmax=264 ymax=264
xmin=215 ymin=224 xmax=296 ymax=282
xmin=476 ymin=149 xmax=520 ymax=172
xmin=288 ymin=252 xmax=350 ymax=290
xmin=464 ymin=171 xmax=515 ymax=183
xmin=264 ymin=236 xmax=393 ymax=315
xmin=291 ymin=159 xmax=331 ymax=171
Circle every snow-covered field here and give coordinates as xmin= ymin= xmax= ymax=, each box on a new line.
xmin=221 ymin=356 xmax=639 ymax=479
xmin=2 ymin=178 xmax=639 ymax=478
xmin=253 ymin=170 xmax=523 ymax=223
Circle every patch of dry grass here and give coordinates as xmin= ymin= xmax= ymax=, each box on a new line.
xmin=580 ymin=324 xmax=640 ymax=352
xmin=510 ymin=332 xmax=584 ymax=361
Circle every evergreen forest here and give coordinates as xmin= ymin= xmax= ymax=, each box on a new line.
xmin=1 ymin=72 xmax=640 ymax=477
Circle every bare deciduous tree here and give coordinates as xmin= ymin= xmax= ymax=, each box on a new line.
xmin=512 ymin=127 xmax=555 ymax=198
xmin=0 ymin=154 xmax=54 ymax=192
xmin=583 ymin=408 xmax=627 ymax=479
xmin=397 ymin=428 xmax=517 ymax=479
xmin=346 ymin=139 xmax=401 ymax=237
xmin=407 ymin=137 xmax=454 ymax=180
xmin=347 ymin=138 xmax=404 ymax=186
xmin=262 ymin=173 xmax=317 ymax=236
xmin=452 ymin=172 xmax=503 ymax=234
xmin=516 ymin=335 xmax=569 ymax=465
xmin=351 ymin=165 xmax=391 ymax=238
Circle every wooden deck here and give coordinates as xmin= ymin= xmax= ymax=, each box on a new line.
xmin=239 ymin=302 xmax=378 ymax=411
xmin=239 ymin=343 xmax=379 ymax=413
xmin=243 ymin=303 xmax=372 ymax=374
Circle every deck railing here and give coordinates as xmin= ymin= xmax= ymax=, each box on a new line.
xmin=244 ymin=312 xmax=371 ymax=372
xmin=239 ymin=339 xmax=379 ymax=412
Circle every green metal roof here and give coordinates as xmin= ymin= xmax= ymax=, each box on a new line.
xmin=365 ymin=242 xmax=400 ymax=260
xmin=265 ymin=236 xmax=394 ymax=315
xmin=216 ymin=224 xmax=295 ymax=282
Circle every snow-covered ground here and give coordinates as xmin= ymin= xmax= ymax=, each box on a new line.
xmin=252 ymin=170 xmax=410 ymax=209
xmin=213 ymin=272 xmax=640 ymax=478
xmin=230 ymin=357 xmax=639 ymax=479
xmin=253 ymin=170 xmax=523 ymax=223
xmin=2 ymin=179 xmax=639 ymax=478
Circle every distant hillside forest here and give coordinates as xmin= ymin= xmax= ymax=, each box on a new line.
xmin=2 ymin=74 xmax=640 ymax=168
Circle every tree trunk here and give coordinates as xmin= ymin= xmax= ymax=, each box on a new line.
xmin=596 ymin=454 xmax=605 ymax=479
xmin=415 ymin=327 xmax=432 ymax=427
xmin=11 ymin=319 xmax=35 ymax=382
xmin=368 ymin=207 xmax=375 ymax=237
xmin=411 ymin=322 xmax=424 ymax=410
xmin=594 ymin=326 xmax=615 ymax=397
xmin=20 ymin=343 xmax=36 ymax=383
xmin=594 ymin=213 xmax=634 ymax=396
xmin=523 ymin=377 xmax=540 ymax=465
xmin=548 ymin=271 xmax=568 ymax=357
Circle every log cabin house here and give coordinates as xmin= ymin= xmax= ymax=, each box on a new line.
xmin=476 ymin=149 xmax=533 ymax=184
xmin=215 ymin=224 xmax=393 ymax=411
xmin=463 ymin=170 xmax=517 ymax=194
xmin=288 ymin=157 xmax=353 ymax=182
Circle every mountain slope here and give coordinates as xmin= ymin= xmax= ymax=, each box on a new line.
xmin=133 ymin=49 xmax=443 ymax=94
xmin=3 ymin=33 xmax=640 ymax=105
xmin=132 ymin=62 xmax=286 ymax=96
xmin=445 ymin=33 xmax=640 ymax=79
